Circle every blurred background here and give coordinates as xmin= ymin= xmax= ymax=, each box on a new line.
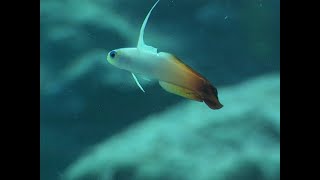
xmin=40 ymin=0 xmax=280 ymax=180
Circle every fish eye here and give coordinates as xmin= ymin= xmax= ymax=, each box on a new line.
xmin=109 ymin=50 xmax=116 ymax=58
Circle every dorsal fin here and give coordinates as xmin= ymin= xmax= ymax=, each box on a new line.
xmin=137 ymin=0 xmax=160 ymax=54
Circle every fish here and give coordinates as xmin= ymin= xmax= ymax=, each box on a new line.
xmin=106 ymin=0 xmax=223 ymax=110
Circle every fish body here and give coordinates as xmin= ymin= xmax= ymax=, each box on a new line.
xmin=106 ymin=0 xmax=223 ymax=109
xmin=108 ymin=48 xmax=198 ymax=88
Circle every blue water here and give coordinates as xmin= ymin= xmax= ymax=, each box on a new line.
xmin=40 ymin=0 xmax=280 ymax=179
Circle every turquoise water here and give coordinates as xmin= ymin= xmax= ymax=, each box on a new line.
xmin=40 ymin=0 xmax=280 ymax=179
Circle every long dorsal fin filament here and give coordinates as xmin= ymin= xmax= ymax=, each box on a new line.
xmin=137 ymin=0 xmax=160 ymax=54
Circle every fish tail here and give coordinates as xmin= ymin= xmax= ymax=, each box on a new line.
xmin=201 ymin=83 xmax=223 ymax=110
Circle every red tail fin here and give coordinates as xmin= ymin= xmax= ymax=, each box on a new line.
xmin=202 ymin=83 xmax=223 ymax=110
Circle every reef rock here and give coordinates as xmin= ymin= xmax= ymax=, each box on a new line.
xmin=63 ymin=73 xmax=280 ymax=180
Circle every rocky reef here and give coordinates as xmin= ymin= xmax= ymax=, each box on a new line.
xmin=63 ymin=73 xmax=280 ymax=180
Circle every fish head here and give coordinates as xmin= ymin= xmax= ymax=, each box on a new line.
xmin=106 ymin=48 xmax=137 ymax=71
xmin=106 ymin=49 xmax=121 ymax=66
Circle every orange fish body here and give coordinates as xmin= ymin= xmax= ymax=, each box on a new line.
xmin=153 ymin=52 xmax=223 ymax=109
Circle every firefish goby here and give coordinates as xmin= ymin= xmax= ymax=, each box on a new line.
xmin=106 ymin=0 xmax=223 ymax=110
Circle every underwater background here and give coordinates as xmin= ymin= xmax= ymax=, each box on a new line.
xmin=40 ymin=0 xmax=280 ymax=180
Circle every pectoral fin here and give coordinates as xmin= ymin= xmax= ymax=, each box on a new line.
xmin=159 ymin=81 xmax=203 ymax=102
xmin=132 ymin=73 xmax=145 ymax=93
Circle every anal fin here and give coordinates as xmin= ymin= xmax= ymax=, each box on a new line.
xmin=159 ymin=81 xmax=202 ymax=102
